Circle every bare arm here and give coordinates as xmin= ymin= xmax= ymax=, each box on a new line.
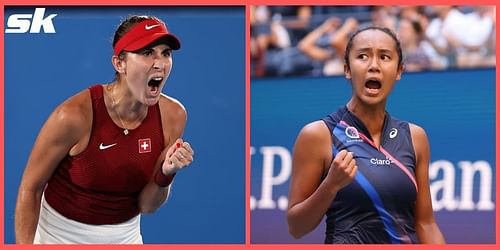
xmin=138 ymin=139 xmax=194 ymax=213
xmin=287 ymin=121 xmax=357 ymax=239
xmin=281 ymin=6 xmax=312 ymax=29
xmin=138 ymin=96 xmax=194 ymax=214
xmin=410 ymin=124 xmax=446 ymax=244
xmin=298 ymin=18 xmax=340 ymax=61
xmin=330 ymin=18 xmax=358 ymax=59
xmin=15 ymin=91 xmax=90 ymax=243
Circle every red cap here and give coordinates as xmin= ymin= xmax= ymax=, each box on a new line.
xmin=113 ymin=19 xmax=181 ymax=56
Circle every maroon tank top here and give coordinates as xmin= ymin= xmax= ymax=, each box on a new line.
xmin=44 ymin=84 xmax=165 ymax=224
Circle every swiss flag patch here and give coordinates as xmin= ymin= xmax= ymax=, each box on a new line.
xmin=138 ymin=138 xmax=152 ymax=153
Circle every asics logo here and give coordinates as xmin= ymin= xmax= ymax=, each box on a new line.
xmin=389 ymin=128 xmax=398 ymax=139
xmin=145 ymin=24 xmax=160 ymax=30
xmin=99 ymin=143 xmax=117 ymax=150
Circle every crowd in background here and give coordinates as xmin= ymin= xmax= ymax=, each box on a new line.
xmin=250 ymin=6 xmax=496 ymax=78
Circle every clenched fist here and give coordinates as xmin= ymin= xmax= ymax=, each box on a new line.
xmin=162 ymin=138 xmax=194 ymax=176
xmin=324 ymin=149 xmax=357 ymax=193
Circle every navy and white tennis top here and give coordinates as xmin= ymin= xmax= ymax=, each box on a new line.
xmin=322 ymin=106 xmax=418 ymax=244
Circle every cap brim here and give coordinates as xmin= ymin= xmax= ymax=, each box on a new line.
xmin=124 ymin=33 xmax=181 ymax=52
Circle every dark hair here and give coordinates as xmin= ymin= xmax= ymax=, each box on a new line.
xmin=403 ymin=18 xmax=424 ymax=39
xmin=409 ymin=19 xmax=423 ymax=35
xmin=111 ymin=15 xmax=162 ymax=80
xmin=344 ymin=26 xmax=403 ymax=69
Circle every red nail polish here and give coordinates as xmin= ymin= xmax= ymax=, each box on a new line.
xmin=176 ymin=143 xmax=181 ymax=148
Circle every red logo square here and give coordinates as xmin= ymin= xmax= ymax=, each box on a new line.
xmin=138 ymin=138 xmax=152 ymax=153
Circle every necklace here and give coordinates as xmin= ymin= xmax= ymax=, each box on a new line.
xmin=110 ymin=84 xmax=129 ymax=135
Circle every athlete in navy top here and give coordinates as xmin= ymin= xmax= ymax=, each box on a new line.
xmin=287 ymin=26 xmax=445 ymax=244
xmin=322 ymin=106 xmax=418 ymax=243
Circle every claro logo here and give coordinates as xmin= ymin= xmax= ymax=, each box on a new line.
xmin=5 ymin=8 xmax=58 ymax=33
xmin=370 ymin=157 xmax=394 ymax=166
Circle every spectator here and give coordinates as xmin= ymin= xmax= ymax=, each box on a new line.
xmin=250 ymin=6 xmax=305 ymax=77
xmin=299 ymin=17 xmax=359 ymax=76
xmin=453 ymin=6 xmax=495 ymax=68
xmin=268 ymin=6 xmax=312 ymax=45
xmin=371 ymin=6 xmax=398 ymax=31
xmin=424 ymin=6 xmax=466 ymax=68
xmin=398 ymin=18 xmax=432 ymax=72
xmin=251 ymin=5 xmax=495 ymax=78
xmin=250 ymin=6 xmax=291 ymax=77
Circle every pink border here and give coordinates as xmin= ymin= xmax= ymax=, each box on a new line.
xmin=2 ymin=1 xmax=498 ymax=250
xmin=245 ymin=4 xmax=251 ymax=246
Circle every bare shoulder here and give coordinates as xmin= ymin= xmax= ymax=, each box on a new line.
xmin=36 ymin=88 xmax=92 ymax=156
xmin=159 ymin=93 xmax=187 ymax=122
xmin=409 ymin=123 xmax=430 ymax=160
xmin=158 ymin=94 xmax=187 ymax=144
xmin=409 ymin=123 xmax=428 ymax=141
xmin=294 ymin=120 xmax=332 ymax=170
xmin=297 ymin=120 xmax=331 ymax=143
xmin=51 ymin=89 xmax=92 ymax=134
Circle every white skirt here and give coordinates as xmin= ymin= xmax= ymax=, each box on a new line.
xmin=34 ymin=195 xmax=143 ymax=244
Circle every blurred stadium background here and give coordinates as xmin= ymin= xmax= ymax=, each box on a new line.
xmin=251 ymin=5 xmax=496 ymax=244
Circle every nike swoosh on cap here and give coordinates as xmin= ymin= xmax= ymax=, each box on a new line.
xmin=145 ymin=24 xmax=160 ymax=30
xmin=99 ymin=143 xmax=117 ymax=150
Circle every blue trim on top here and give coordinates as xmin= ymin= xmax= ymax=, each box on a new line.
xmin=332 ymin=123 xmax=347 ymax=146
xmin=332 ymin=141 xmax=338 ymax=157
xmin=354 ymin=172 xmax=401 ymax=244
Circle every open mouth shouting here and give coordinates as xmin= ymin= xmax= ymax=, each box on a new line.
xmin=148 ymin=76 xmax=163 ymax=96
xmin=364 ymin=78 xmax=382 ymax=96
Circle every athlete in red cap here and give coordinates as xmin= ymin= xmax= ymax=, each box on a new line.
xmin=14 ymin=15 xmax=194 ymax=244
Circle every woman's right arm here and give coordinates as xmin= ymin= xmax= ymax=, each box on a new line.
xmin=287 ymin=121 xmax=357 ymax=239
xmin=15 ymin=91 xmax=89 ymax=244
